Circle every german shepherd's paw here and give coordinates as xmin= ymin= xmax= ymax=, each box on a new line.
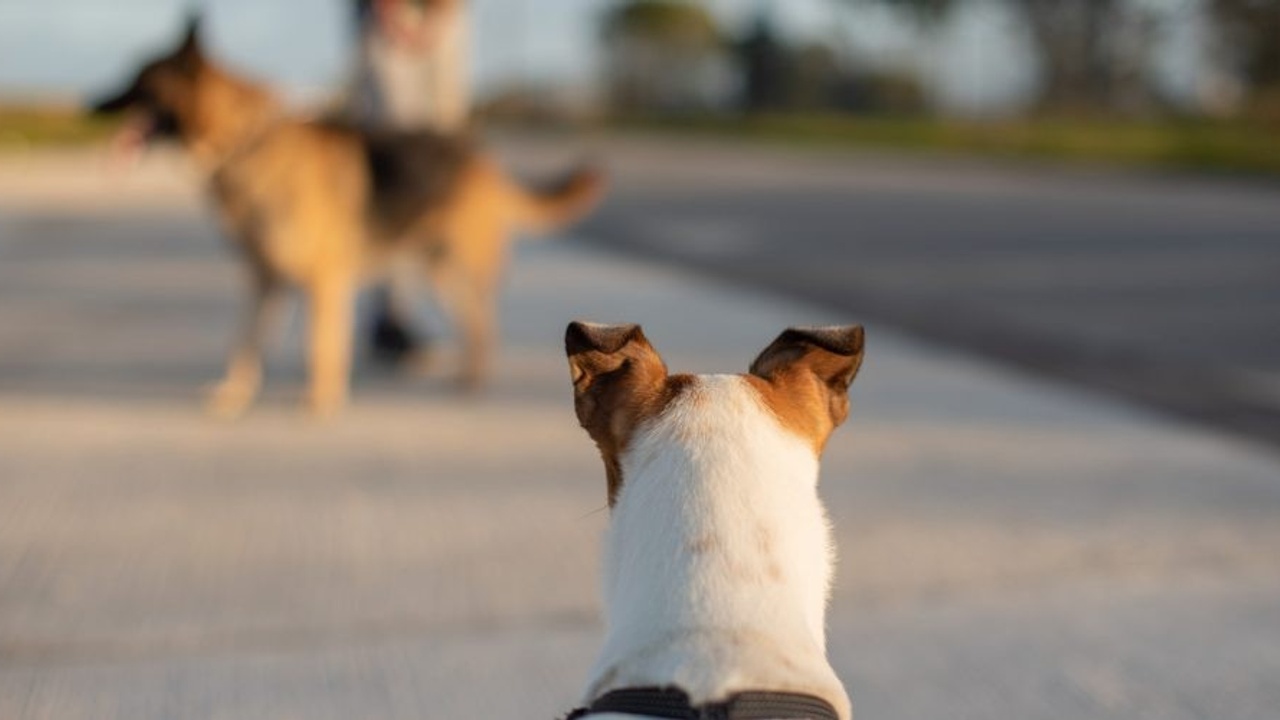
xmin=204 ymin=379 xmax=257 ymax=420
xmin=456 ymin=366 xmax=491 ymax=395
xmin=306 ymin=390 xmax=347 ymax=420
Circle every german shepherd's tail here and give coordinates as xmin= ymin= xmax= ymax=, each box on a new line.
xmin=504 ymin=164 xmax=607 ymax=235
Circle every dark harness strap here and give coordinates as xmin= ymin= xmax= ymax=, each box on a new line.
xmin=565 ymin=686 xmax=839 ymax=720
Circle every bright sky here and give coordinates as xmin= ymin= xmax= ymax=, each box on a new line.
xmin=0 ymin=0 xmax=1200 ymax=114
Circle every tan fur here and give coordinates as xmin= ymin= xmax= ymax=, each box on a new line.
xmin=112 ymin=35 xmax=604 ymax=417
xmin=565 ymin=323 xmax=690 ymax=505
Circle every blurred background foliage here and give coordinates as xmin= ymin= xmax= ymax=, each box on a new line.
xmin=601 ymin=0 xmax=1280 ymax=119
xmin=588 ymin=0 xmax=1280 ymax=172
xmin=2 ymin=0 xmax=1277 ymax=173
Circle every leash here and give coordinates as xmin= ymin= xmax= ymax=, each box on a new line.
xmin=564 ymin=686 xmax=840 ymax=720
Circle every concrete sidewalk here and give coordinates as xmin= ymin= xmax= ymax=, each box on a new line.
xmin=1 ymin=152 xmax=1279 ymax=719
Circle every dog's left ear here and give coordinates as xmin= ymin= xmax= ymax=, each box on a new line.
xmin=750 ymin=325 xmax=865 ymax=428
xmin=180 ymin=12 xmax=204 ymax=48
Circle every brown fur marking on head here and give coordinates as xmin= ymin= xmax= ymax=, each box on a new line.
xmin=92 ymin=14 xmax=282 ymax=170
xmin=745 ymin=325 xmax=865 ymax=453
xmin=565 ymin=321 xmax=690 ymax=506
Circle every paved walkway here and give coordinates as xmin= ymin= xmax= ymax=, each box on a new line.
xmin=1 ymin=150 xmax=1278 ymax=719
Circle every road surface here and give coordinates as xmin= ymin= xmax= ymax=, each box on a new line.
xmin=508 ymin=133 xmax=1280 ymax=447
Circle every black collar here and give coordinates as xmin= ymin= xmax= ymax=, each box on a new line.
xmin=565 ymin=686 xmax=840 ymax=720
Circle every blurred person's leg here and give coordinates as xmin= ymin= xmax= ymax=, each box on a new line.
xmin=349 ymin=7 xmax=427 ymax=365
xmin=370 ymin=257 xmax=430 ymax=367
xmin=363 ymin=51 xmax=430 ymax=365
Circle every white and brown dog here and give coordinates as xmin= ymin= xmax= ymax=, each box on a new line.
xmin=564 ymin=322 xmax=864 ymax=720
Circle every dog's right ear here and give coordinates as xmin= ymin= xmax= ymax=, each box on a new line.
xmin=174 ymin=11 xmax=207 ymax=72
xmin=565 ymin=321 xmax=669 ymax=505
xmin=749 ymin=325 xmax=865 ymax=447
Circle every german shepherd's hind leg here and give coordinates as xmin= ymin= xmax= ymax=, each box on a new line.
xmin=206 ymin=267 xmax=283 ymax=419
xmin=306 ymin=272 xmax=356 ymax=418
xmin=430 ymin=262 xmax=497 ymax=391
xmin=456 ymin=279 xmax=496 ymax=391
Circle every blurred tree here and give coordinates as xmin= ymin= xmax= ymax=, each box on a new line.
xmin=1209 ymin=0 xmax=1280 ymax=116
xmin=739 ymin=7 xmax=787 ymax=112
xmin=1026 ymin=0 xmax=1113 ymax=111
xmin=737 ymin=4 xmax=925 ymax=115
xmin=872 ymin=0 xmax=955 ymax=24
xmin=1014 ymin=0 xmax=1152 ymax=114
xmin=602 ymin=0 xmax=720 ymax=45
xmin=835 ymin=0 xmax=1161 ymax=115
xmin=788 ymin=43 xmax=843 ymax=110
xmin=601 ymin=0 xmax=729 ymax=114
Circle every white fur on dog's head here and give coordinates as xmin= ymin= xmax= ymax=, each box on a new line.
xmin=565 ymin=322 xmax=864 ymax=720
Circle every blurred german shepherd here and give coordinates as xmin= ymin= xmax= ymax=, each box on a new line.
xmin=92 ymin=18 xmax=604 ymax=417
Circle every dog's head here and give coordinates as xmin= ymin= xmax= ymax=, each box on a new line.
xmin=565 ymin=322 xmax=864 ymax=506
xmin=90 ymin=15 xmax=210 ymax=148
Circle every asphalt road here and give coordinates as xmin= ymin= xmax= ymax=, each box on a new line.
xmin=508 ymin=134 xmax=1280 ymax=447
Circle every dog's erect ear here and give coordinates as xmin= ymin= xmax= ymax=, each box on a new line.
xmin=180 ymin=12 xmax=204 ymax=50
xmin=565 ymin=321 xmax=670 ymax=505
xmin=90 ymin=11 xmax=204 ymax=117
xmin=567 ymin=322 xmax=647 ymax=381
xmin=174 ymin=11 xmax=207 ymax=71
xmin=565 ymin=321 xmax=667 ymax=418
xmin=750 ymin=325 xmax=865 ymax=428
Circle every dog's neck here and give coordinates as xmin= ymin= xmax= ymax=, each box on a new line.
xmin=182 ymin=67 xmax=281 ymax=173
xmin=586 ymin=374 xmax=850 ymax=719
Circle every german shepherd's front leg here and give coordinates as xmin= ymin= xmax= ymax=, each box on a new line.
xmin=207 ymin=267 xmax=282 ymax=419
xmin=306 ymin=271 xmax=356 ymax=418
